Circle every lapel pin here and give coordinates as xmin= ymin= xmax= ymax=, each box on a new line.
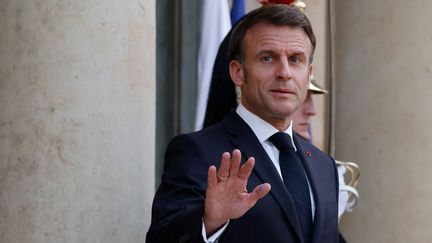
xmin=306 ymin=151 xmax=312 ymax=157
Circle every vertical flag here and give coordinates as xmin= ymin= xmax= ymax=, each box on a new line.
xmin=230 ymin=0 xmax=245 ymax=25
xmin=194 ymin=0 xmax=231 ymax=131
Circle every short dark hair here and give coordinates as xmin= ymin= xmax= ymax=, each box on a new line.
xmin=228 ymin=4 xmax=316 ymax=63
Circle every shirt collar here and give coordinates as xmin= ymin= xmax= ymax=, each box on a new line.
xmin=236 ymin=104 xmax=297 ymax=150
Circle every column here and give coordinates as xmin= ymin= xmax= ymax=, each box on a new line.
xmin=334 ymin=0 xmax=432 ymax=242
xmin=0 ymin=0 xmax=155 ymax=242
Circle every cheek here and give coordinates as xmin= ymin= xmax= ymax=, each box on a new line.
xmin=299 ymin=83 xmax=309 ymax=101
xmin=244 ymin=73 xmax=265 ymax=93
xmin=297 ymin=70 xmax=311 ymax=88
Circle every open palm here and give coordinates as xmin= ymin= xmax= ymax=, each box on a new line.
xmin=204 ymin=149 xmax=271 ymax=235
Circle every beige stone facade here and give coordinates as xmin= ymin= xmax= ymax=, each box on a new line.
xmin=2 ymin=0 xmax=432 ymax=242
xmin=0 ymin=0 xmax=155 ymax=242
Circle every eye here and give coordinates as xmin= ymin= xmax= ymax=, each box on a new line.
xmin=289 ymin=56 xmax=303 ymax=64
xmin=261 ymin=56 xmax=273 ymax=63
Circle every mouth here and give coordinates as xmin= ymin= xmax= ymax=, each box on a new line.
xmin=270 ymin=88 xmax=295 ymax=96
xmin=299 ymin=122 xmax=310 ymax=127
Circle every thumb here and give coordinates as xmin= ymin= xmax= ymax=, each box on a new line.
xmin=249 ymin=183 xmax=271 ymax=202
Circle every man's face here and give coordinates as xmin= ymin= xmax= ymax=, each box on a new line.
xmin=292 ymin=92 xmax=316 ymax=140
xmin=230 ymin=22 xmax=312 ymax=130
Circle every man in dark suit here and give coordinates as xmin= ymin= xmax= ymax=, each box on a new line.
xmin=147 ymin=5 xmax=339 ymax=243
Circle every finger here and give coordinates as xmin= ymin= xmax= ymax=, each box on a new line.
xmin=236 ymin=189 xmax=250 ymax=200
xmin=237 ymin=157 xmax=255 ymax=180
xmin=217 ymin=152 xmax=231 ymax=178
xmin=207 ymin=165 xmax=218 ymax=188
xmin=229 ymin=149 xmax=242 ymax=177
xmin=249 ymin=183 xmax=271 ymax=202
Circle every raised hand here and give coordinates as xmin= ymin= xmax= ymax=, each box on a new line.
xmin=203 ymin=149 xmax=271 ymax=235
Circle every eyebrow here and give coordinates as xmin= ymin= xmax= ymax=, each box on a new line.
xmin=256 ymin=49 xmax=307 ymax=58
xmin=256 ymin=49 xmax=277 ymax=56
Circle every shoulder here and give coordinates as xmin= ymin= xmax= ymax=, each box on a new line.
xmin=169 ymin=122 xmax=227 ymax=148
xmin=166 ymin=122 xmax=233 ymax=163
xmin=169 ymin=112 xmax=245 ymax=150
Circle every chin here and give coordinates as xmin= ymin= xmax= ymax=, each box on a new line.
xmin=270 ymin=104 xmax=296 ymax=116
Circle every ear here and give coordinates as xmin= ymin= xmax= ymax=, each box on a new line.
xmin=229 ymin=60 xmax=245 ymax=87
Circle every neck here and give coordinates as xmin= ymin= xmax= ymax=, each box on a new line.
xmin=241 ymin=103 xmax=292 ymax=132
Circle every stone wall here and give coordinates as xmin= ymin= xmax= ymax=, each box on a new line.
xmin=334 ymin=0 xmax=432 ymax=242
xmin=0 ymin=0 xmax=155 ymax=242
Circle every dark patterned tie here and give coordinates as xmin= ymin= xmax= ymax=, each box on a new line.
xmin=269 ymin=132 xmax=312 ymax=242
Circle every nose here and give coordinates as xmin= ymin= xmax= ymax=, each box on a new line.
xmin=275 ymin=59 xmax=292 ymax=81
xmin=303 ymin=94 xmax=316 ymax=116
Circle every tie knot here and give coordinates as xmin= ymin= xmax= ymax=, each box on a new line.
xmin=269 ymin=132 xmax=294 ymax=151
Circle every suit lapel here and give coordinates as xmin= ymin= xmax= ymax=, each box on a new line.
xmin=222 ymin=113 xmax=304 ymax=242
xmin=294 ymin=134 xmax=329 ymax=243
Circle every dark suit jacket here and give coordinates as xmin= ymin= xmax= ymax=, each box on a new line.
xmin=146 ymin=112 xmax=340 ymax=243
